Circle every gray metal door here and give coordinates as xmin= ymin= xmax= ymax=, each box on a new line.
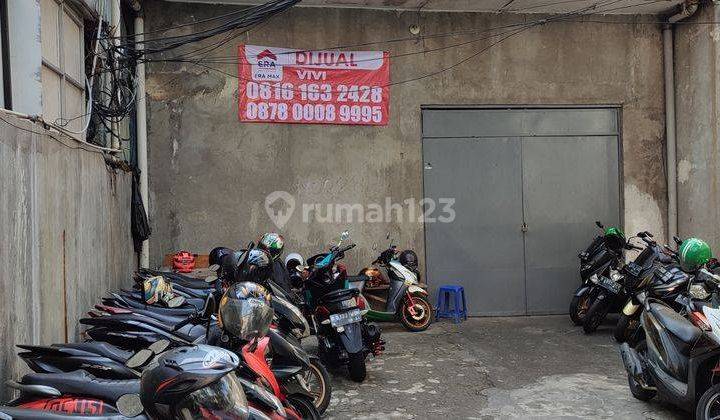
xmin=422 ymin=107 xmax=620 ymax=316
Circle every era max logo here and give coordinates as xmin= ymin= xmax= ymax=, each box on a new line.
xmin=252 ymin=48 xmax=282 ymax=81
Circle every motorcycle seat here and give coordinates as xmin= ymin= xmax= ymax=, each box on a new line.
xmin=105 ymin=296 xmax=197 ymax=316
xmin=649 ymin=302 xmax=702 ymax=344
xmin=21 ymin=370 xmax=140 ymax=403
xmin=345 ymin=275 xmax=370 ymax=283
xmin=55 ymin=342 xmax=132 ymax=363
xmin=319 ymin=288 xmax=359 ymax=304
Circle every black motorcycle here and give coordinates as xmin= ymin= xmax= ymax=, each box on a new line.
xmin=570 ymin=221 xmax=634 ymax=326
xmin=619 ymin=269 xmax=720 ymax=418
xmin=302 ymin=231 xmax=384 ymax=382
xmin=580 ymin=230 xmax=651 ymax=334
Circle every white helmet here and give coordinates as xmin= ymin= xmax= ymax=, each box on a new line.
xmin=284 ymin=252 xmax=304 ymax=268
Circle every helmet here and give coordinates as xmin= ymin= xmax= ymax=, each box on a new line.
xmin=140 ymin=345 xmax=247 ymax=419
xmin=218 ymin=282 xmax=274 ymax=341
xmin=173 ymin=251 xmax=196 ymax=273
xmin=209 ymin=247 xmax=234 ymax=267
xmin=603 ymin=227 xmax=626 ymax=251
xmin=679 ymin=238 xmax=712 ymax=272
xmin=284 ymin=252 xmax=304 ymax=272
xmin=223 ymin=249 xmax=272 ymax=284
xmin=399 ymin=250 xmax=419 ymax=269
xmin=258 ymin=233 xmax=285 ymax=260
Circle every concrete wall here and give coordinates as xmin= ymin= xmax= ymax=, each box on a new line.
xmin=144 ymin=2 xmax=667 ymax=271
xmin=0 ymin=112 xmax=135 ymax=400
xmin=675 ymin=3 xmax=720 ymax=251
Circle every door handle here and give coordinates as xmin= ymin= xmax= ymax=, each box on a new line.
xmin=521 ymin=223 xmax=528 ymax=233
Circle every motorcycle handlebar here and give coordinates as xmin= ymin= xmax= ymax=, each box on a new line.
xmin=340 ymin=243 xmax=356 ymax=253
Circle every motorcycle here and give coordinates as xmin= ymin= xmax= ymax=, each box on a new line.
xmin=2 ymin=344 xmax=254 ymax=419
xmin=613 ymin=236 xmax=690 ymax=344
xmin=302 ymin=231 xmax=384 ymax=382
xmin=581 ymin=230 xmax=654 ymax=334
xmin=351 ymin=240 xmax=432 ymax=332
xmin=570 ymin=221 xmax=634 ymax=325
xmin=619 ymin=268 xmax=720 ymax=418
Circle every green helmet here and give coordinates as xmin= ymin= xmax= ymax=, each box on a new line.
xmin=678 ymin=237 xmax=712 ymax=272
xmin=604 ymin=227 xmax=626 ymax=250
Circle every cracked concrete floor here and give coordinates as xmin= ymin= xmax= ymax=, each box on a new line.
xmin=319 ymin=315 xmax=687 ymax=419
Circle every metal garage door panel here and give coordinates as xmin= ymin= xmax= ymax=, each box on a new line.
xmin=423 ymin=137 xmax=526 ymax=316
xmin=422 ymin=108 xmax=618 ymax=138
xmin=522 ymin=136 xmax=620 ymax=314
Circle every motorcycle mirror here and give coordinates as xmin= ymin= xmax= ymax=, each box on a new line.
xmin=167 ymin=295 xmax=185 ymax=308
xmin=116 ymin=394 xmax=144 ymax=418
xmin=674 ymin=235 xmax=682 ymax=245
xmin=125 ymin=349 xmax=153 ymax=369
xmin=340 ymin=230 xmax=350 ymax=241
xmin=148 ymin=339 xmax=170 ymax=354
xmin=205 ymin=275 xmax=218 ymax=284
xmin=595 ymin=221 xmax=604 ymax=229
xmin=638 ymin=232 xmax=647 ymax=238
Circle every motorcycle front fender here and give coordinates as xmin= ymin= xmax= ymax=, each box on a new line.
xmin=574 ymin=286 xmax=590 ymax=298
xmin=338 ymin=322 xmax=364 ymax=354
xmin=407 ymin=285 xmax=427 ymax=296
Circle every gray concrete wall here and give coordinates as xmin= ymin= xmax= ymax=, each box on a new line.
xmin=675 ymin=3 xmax=720 ymax=251
xmin=144 ymin=2 xmax=667 ymax=272
xmin=0 ymin=112 xmax=135 ymax=400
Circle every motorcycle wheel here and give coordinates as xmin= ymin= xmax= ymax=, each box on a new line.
xmin=582 ymin=292 xmax=611 ymax=334
xmin=627 ymin=340 xmax=656 ymax=401
xmin=400 ymin=296 xmax=433 ymax=332
xmin=302 ymin=357 xmax=331 ymax=414
xmin=347 ymin=351 xmax=367 ymax=382
xmin=286 ymin=394 xmax=321 ymax=420
xmin=569 ymin=289 xmax=591 ymax=326
xmin=614 ymin=313 xmax=639 ymax=343
xmin=696 ymin=382 xmax=720 ymax=420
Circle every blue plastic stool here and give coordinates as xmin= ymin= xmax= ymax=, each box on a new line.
xmin=435 ymin=285 xmax=467 ymax=323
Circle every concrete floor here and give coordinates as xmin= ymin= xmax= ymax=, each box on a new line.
xmin=323 ymin=315 xmax=687 ymax=419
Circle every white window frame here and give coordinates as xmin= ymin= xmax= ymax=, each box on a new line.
xmin=41 ymin=0 xmax=85 ymax=137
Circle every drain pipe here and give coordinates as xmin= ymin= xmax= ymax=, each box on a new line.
xmin=133 ymin=3 xmax=149 ymax=268
xmin=663 ymin=0 xmax=698 ymax=243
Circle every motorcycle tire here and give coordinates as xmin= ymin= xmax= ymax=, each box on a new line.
xmin=628 ymin=340 xmax=656 ymax=402
xmin=347 ymin=351 xmax=367 ymax=382
xmin=306 ymin=356 xmax=331 ymax=414
xmin=400 ymin=296 xmax=433 ymax=332
xmin=569 ymin=290 xmax=590 ymax=326
xmin=696 ymin=382 xmax=720 ymax=420
xmin=582 ymin=292 xmax=611 ymax=334
xmin=286 ymin=393 xmax=321 ymax=420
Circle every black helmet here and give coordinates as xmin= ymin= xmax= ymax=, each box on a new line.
xmin=218 ymin=282 xmax=274 ymax=341
xmin=209 ymin=247 xmax=234 ymax=267
xmin=399 ymin=249 xmax=419 ymax=269
xmin=258 ymin=233 xmax=285 ymax=261
xmin=141 ymin=345 xmax=248 ymax=419
xmin=220 ymin=249 xmax=271 ymax=284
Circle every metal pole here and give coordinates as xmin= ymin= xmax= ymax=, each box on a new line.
xmin=134 ymin=14 xmax=149 ymax=268
xmin=663 ymin=25 xmax=677 ymax=243
xmin=110 ymin=0 xmax=121 ymax=150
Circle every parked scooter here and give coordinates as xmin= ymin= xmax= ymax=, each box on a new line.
xmin=570 ymin=221 xmax=634 ymax=325
xmin=581 ymin=230 xmax=653 ymax=333
xmin=2 ymin=344 xmax=252 ymax=419
xmin=302 ymin=231 xmax=384 ymax=382
xmin=351 ymin=240 xmax=432 ymax=332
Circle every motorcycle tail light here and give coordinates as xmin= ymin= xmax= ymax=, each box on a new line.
xmin=315 ymin=306 xmax=330 ymax=319
xmin=356 ymin=296 xmax=366 ymax=310
xmin=690 ymin=311 xmax=712 ymax=331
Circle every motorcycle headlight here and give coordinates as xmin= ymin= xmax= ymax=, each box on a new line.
xmin=690 ymin=284 xmax=711 ymax=300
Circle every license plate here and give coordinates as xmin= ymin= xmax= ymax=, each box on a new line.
xmin=330 ymin=309 xmax=362 ymax=328
xmin=598 ymin=276 xmax=622 ymax=294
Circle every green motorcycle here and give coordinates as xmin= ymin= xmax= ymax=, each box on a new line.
xmin=346 ymin=244 xmax=432 ymax=332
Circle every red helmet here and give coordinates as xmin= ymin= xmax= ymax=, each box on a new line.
xmin=173 ymin=251 xmax=196 ymax=273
